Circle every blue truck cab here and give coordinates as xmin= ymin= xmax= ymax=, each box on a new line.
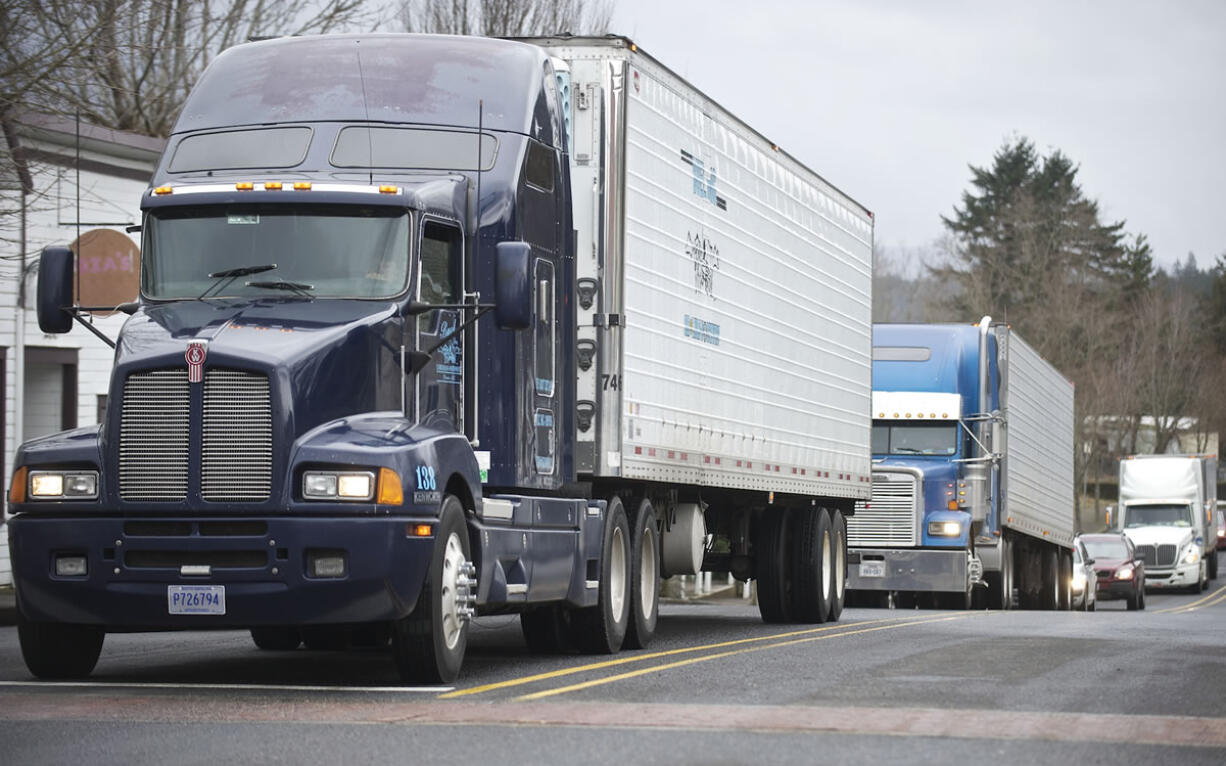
xmin=6 ymin=34 xmax=603 ymax=684
xmin=847 ymin=318 xmax=1078 ymax=610
xmin=846 ymin=322 xmax=998 ymax=607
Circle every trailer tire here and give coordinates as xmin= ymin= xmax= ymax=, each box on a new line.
xmin=392 ymin=495 xmax=471 ymax=683
xmin=17 ymin=611 xmax=104 ymax=679
xmin=569 ymin=496 xmax=631 ymax=654
xmin=756 ymin=508 xmax=793 ymax=623
xmin=250 ymin=627 xmax=302 ymax=651
xmin=791 ymin=507 xmax=833 ymax=623
xmin=521 ymin=606 xmax=572 ymax=653
xmin=1041 ymin=547 xmax=1060 ymax=610
xmin=988 ymin=538 xmax=1014 ymax=610
xmin=1058 ymin=549 xmax=1073 ymax=611
xmin=827 ymin=509 xmax=847 ymax=622
xmin=624 ymin=498 xmax=660 ymax=650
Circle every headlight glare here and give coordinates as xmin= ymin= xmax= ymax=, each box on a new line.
xmin=338 ymin=474 xmax=373 ymax=499
xmin=1115 ymin=563 xmax=1134 ymax=580
xmin=31 ymin=473 xmax=63 ymax=497
xmin=29 ymin=470 xmax=98 ymax=499
xmin=927 ymin=520 xmax=962 ymax=537
xmin=1181 ymin=548 xmax=1200 ymax=565
xmin=303 ymin=470 xmax=375 ymax=501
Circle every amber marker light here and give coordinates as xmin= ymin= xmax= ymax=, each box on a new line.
xmin=408 ymin=523 xmax=434 ymax=538
xmin=378 ymin=184 xmax=399 ymax=194
xmin=377 ymin=467 xmax=404 ymax=505
xmin=153 ymin=186 xmax=173 ymax=195
xmin=235 ymin=182 xmax=254 ymax=190
xmin=9 ymin=467 xmax=27 ymax=504
xmin=263 ymin=181 xmax=283 ymax=190
xmin=293 ymin=182 xmax=312 ymax=190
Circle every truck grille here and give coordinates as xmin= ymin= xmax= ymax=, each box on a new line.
xmin=1134 ymin=543 xmax=1177 ymax=568
xmin=848 ymin=472 xmax=918 ymax=547
xmin=119 ymin=370 xmax=190 ymax=500
xmin=119 ymin=368 xmax=272 ymax=502
xmin=202 ymin=370 xmax=272 ymax=501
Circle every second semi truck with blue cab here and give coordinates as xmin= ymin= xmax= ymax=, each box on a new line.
xmin=847 ymin=318 xmax=1076 ymax=610
xmin=6 ymin=34 xmax=873 ymax=683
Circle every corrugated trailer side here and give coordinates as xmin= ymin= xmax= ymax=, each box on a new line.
xmin=543 ymin=37 xmax=873 ymax=502
xmin=999 ymin=328 xmax=1076 ymax=547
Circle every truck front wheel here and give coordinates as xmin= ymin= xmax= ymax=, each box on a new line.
xmin=392 ymin=495 xmax=472 ymax=683
xmin=17 ymin=610 xmax=104 ymax=679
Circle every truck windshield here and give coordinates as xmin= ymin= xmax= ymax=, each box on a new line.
xmin=1124 ymin=504 xmax=1193 ymax=528
xmin=871 ymin=422 xmax=957 ymax=456
xmin=143 ymin=205 xmax=409 ymax=299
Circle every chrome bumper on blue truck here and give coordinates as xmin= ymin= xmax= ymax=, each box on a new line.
xmin=847 ymin=548 xmax=969 ymax=592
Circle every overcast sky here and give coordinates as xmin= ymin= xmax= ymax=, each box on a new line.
xmin=609 ymin=0 xmax=1225 ymax=270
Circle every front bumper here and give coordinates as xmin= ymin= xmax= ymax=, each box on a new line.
xmin=1095 ymin=578 xmax=1137 ymax=600
xmin=847 ymin=548 xmax=968 ymax=592
xmin=1143 ymin=562 xmax=1200 ymax=589
xmin=8 ymin=514 xmax=435 ymax=628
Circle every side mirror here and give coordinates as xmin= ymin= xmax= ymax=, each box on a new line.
xmin=36 ymin=246 xmax=75 ymax=334
xmin=494 ymin=241 xmax=531 ymax=330
xmin=1085 ymin=558 xmax=1095 ymax=566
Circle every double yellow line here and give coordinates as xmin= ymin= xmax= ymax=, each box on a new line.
xmin=442 ymin=611 xmax=985 ymax=701
xmin=1152 ymin=583 xmax=1226 ymax=615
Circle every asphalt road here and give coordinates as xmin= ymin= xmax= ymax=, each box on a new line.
xmin=1 ymin=581 xmax=1224 ymax=765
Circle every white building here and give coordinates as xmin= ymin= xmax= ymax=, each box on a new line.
xmin=0 ymin=112 xmax=163 ymax=585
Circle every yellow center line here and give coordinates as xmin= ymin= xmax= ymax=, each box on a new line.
xmin=1151 ymin=583 xmax=1226 ymax=614
xmin=440 ymin=613 xmax=947 ymax=699
xmin=513 ymin=612 xmax=980 ymax=701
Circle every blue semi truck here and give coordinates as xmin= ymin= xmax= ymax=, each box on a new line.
xmin=846 ymin=318 xmax=1076 ymax=610
xmin=7 ymin=35 xmax=874 ymax=682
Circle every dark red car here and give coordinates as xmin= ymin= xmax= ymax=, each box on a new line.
xmin=1079 ymin=533 xmax=1146 ymax=610
xmin=1216 ymin=501 xmax=1226 ymax=551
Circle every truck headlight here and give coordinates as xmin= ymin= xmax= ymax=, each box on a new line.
xmin=29 ymin=470 xmax=98 ymax=499
xmin=1181 ymin=547 xmax=1200 ymax=565
xmin=927 ymin=520 xmax=962 ymax=537
xmin=303 ymin=470 xmax=375 ymax=501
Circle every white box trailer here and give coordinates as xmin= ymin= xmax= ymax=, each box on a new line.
xmin=999 ymin=328 xmax=1077 ymax=548
xmin=531 ymin=37 xmax=875 ymax=500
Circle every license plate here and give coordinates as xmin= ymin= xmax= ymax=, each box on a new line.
xmin=859 ymin=561 xmax=886 ymax=578
xmin=168 ymin=585 xmax=226 ymax=615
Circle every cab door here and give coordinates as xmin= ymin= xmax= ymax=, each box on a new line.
xmin=415 ymin=220 xmax=464 ymax=432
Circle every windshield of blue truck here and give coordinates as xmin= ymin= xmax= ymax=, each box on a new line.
xmin=143 ymin=205 xmax=410 ymax=299
xmin=872 ymin=422 xmax=958 ymax=456
xmin=1124 ymin=503 xmax=1193 ymax=528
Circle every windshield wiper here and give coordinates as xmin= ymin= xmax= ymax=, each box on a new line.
xmin=199 ymin=263 xmax=277 ymax=299
xmin=246 ymin=280 xmax=314 ymax=298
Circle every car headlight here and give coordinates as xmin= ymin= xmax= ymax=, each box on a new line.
xmin=1072 ymin=570 xmax=1087 ymax=591
xmin=927 ymin=520 xmax=962 ymax=537
xmin=1181 ymin=547 xmax=1200 ymax=565
xmin=303 ymin=470 xmax=375 ymax=501
xmin=1115 ymin=563 xmax=1135 ymax=580
xmin=28 ymin=470 xmax=98 ymax=500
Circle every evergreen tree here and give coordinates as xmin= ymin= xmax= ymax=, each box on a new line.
xmin=936 ymin=137 xmax=1136 ymax=326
